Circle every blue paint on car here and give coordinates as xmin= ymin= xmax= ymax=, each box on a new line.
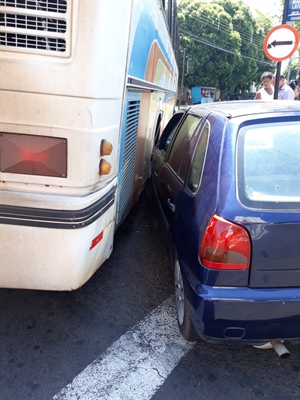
xmin=152 ymin=100 xmax=300 ymax=345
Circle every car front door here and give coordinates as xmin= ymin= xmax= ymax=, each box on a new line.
xmin=159 ymin=113 xmax=204 ymax=226
xmin=152 ymin=110 xmax=186 ymax=199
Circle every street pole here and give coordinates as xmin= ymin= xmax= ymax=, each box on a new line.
xmin=274 ymin=0 xmax=290 ymax=99
xmin=287 ymin=56 xmax=292 ymax=81
xmin=180 ymin=47 xmax=186 ymax=107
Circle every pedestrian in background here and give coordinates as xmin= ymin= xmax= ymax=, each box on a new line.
xmin=255 ymin=71 xmax=274 ymax=100
xmin=289 ymin=79 xmax=299 ymax=100
xmin=272 ymin=74 xmax=295 ymax=100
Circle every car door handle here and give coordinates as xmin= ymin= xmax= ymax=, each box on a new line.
xmin=167 ymin=198 xmax=176 ymax=212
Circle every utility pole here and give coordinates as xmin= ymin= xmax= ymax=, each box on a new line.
xmin=179 ymin=48 xmax=186 ymax=107
xmin=287 ymin=56 xmax=292 ymax=82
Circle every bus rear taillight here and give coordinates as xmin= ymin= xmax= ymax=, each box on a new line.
xmin=200 ymin=215 xmax=251 ymax=270
xmin=0 ymin=132 xmax=67 ymax=178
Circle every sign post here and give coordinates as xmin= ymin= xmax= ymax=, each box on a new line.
xmin=275 ymin=0 xmax=289 ymax=99
xmin=263 ymin=0 xmax=300 ymax=98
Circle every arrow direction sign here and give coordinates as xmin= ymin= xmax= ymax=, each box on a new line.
xmin=264 ymin=24 xmax=299 ymax=62
xmin=267 ymin=40 xmax=293 ymax=48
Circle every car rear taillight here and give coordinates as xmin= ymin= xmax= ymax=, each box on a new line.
xmin=0 ymin=132 xmax=67 ymax=178
xmin=200 ymin=215 xmax=251 ymax=270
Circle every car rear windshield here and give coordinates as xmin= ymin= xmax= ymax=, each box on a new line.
xmin=237 ymin=121 xmax=300 ymax=210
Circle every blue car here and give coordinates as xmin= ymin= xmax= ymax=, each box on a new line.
xmin=152 ymin=101 xmax=300 ymax=346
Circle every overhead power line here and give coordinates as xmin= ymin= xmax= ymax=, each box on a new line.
xmin=179 ymin=29 xmax=273 ymax=66
xmin=180 ymin=11 xmax=265 ymax=48
xmin=185 ymin=14 xmax=263 ymax=48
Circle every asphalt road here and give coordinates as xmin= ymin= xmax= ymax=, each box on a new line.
xmin=1 ymin=181 xmax=299 ymax=400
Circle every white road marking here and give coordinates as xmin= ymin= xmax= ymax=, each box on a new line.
xmin=53 ymin=295 xmax=194 ymax=400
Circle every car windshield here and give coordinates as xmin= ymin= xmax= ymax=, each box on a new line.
xmin=237 ymin=121 xmax=300 ymax=210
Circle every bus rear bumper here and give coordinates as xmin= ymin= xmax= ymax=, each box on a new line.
xmin=0 ymin=183 xmax=116 ymax=290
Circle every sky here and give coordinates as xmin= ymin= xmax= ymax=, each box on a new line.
xmin=241 ymin=0 xmax=281 ymax=15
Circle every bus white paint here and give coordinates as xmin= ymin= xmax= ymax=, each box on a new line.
xmin=0 ymin=0 xmax=179 ymax=290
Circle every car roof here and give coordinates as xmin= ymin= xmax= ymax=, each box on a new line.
xmin=189 ymin=100 xmax=300 ymax=119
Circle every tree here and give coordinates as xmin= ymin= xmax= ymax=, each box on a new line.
xmin=215 ymin=0 xmax=275 ymax=89
xmin=178 ymin=0 xmax=274 ymax=98
xmin=252 ymin=11 xmax=277 ymax=80
xmin=283 ymin=58 xmax=300 ymax=80
xmin=178 ymin=0 xmax=241 ymax=96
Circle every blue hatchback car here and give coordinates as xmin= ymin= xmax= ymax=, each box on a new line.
xmin=152 ymin=101 xmax=300 ymax=346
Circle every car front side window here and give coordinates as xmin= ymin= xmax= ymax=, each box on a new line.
xmin=167 ymin=114 xmax=201 ymax=177
xmin=158 ymin=112 xmax=185 ymax=159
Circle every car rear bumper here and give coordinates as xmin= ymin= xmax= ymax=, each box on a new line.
xmin=183 ymin=265 xmax=300 ymax=345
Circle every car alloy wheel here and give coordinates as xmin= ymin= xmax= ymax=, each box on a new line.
xmin=174 ymin=258 xmax=185 ymax=326
xmin=174 ymin=254 xmax=199 ymax=341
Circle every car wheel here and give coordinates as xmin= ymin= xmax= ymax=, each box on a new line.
xmin=174 ymin=257 xmax=199 ymax=341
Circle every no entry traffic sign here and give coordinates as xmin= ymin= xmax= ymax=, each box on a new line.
xmin=263 ymin=24 xmax=299 ymax=62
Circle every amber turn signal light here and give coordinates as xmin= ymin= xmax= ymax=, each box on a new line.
xmin=99 ymin=159 xmax=112 ymax=175
xmin=100 ymin=140 xmax=113 ymax=156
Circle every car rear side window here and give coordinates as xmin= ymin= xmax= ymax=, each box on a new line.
xmin=187 ymin=121 xmax=210 ymax=193
xmin=237 ymin=121 xmax=300 ymax=210
xmin=167 ymin=114 xmax=201 ymax=176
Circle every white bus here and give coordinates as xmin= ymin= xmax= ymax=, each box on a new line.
xmin=0 ymin=0 xmax=179 ymax=290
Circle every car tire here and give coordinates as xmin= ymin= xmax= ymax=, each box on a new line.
xmin=174 ymin=256 xmax=199 ymax=341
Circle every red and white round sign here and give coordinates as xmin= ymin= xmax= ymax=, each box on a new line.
xmin=263 ymin=24 xmax=299 ymax=62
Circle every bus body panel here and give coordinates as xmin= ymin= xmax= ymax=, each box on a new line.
xmin=116 ymin=0 xmax=178 ymax=224
xmin=0 ymin=93 xmax=121 ymax=195
xmin=0 ymin=0 xmax=179 ymax=290
xmin=0 ymin=1 xmax=132 ymax=99
xmin=1 ymin=179 xmax=117 ymax=290
xmin=1 ymin=207 xmax=116 ymax=291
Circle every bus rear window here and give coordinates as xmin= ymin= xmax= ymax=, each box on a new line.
xmin=237 ymin=121 xmax=300 ymax=210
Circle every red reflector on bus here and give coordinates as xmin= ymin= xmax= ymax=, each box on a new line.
xmin=90 ymin=231 xmax=104 ymax=250
xmin=0 ymin=132 xmax=67 ymax=177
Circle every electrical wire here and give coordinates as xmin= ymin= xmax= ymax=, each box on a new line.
xmin=181 ymin=10 xmax=265 ymax=46
xmin=179 ymin=11 xmax=265 ymax=48
xmin=183 ymin=15 xmax=263 ymax=48
xmin=179 ymin=28 xmax=273 ymax=66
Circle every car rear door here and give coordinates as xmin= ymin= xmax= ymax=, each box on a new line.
xmin=236 ymin=119 xmax=300 ymax=288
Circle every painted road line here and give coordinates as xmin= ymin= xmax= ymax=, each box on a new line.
xmin=53 ymin=295 xmax=194 ymax=400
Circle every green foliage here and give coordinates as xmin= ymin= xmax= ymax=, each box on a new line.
xmin=283 ymin=59 xmax=300 ymax=80
xmin=178 ymin=0 xmax=275 ymax=98
xmin=294 ymin=22 xmax=300 ymax=36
